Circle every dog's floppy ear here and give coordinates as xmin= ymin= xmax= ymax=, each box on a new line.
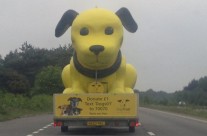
xmin=55 ymin=10 xmax=79 ymax=37
xmin=116 ymin=7 xmax=138 ymax=33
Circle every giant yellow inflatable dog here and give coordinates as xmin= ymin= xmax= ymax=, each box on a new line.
xmin=55 ymin=7 xmax=138 ymax=94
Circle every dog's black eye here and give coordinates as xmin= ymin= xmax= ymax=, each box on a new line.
xmin=80 ymin=27 xmax=89 ymax=36
xmin=105 ymin=27 xmax=113 ymax=35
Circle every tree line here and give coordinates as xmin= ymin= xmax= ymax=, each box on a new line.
xmin=1 ymin=42 xmax=207 ymax=106
xmin=0 ymin=42 xmax=73 ymax=96
xmin=138 ymin=76 xmax=207 ymax=106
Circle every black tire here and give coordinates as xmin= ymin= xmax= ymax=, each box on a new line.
xmin=61 ymin=126 xmax=68 ymax=132
xmin=129 ymin=126 xmax=135 ymax=133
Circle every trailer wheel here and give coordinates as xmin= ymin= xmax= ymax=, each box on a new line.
xmin=61 ymin=126 xmax=68 ymax=132
xmin=129 ymin=126 xmax=135 ymax=133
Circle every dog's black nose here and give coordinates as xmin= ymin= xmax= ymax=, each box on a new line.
xmin=89 ymin=45 xmax=104 ymax=55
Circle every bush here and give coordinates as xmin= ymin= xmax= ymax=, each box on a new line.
xmin=32 ymin=66 xmax=63 ymax=95
xmin=0 ymin=69 xmax=30 ymax=94
xmin=29 ymin=95 xmax=53 ymax=111
xmin=0 ymin=93 xmax=53 ymax=121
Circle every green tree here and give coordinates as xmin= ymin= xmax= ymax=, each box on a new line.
xmin=4 ymin=42 xmax=50 ymax=86
xmin=2 ymin=42 xmax=75 ymax=95
xmin=4 ymin=42 xmax=73 ymax=89
xmin=48 ymin=44 xmax=74 ymax=68
xmin=173 ymin=76 xmax=207 ymax=106
xmin=198 ymin=76 xmax=207 ymax=92
xmin=159 ymin=98 xmax=168 ymax=105
xmin=4 ymin=50 xmax=22 ymax=71
xmin=33 ymin=66 xmax=63 ymax=95
xmin=143 ymin=96 xmax=150 ymax=104
xmin=0 ymin=55 xmax=3 ymax=67
xmin=0 ymin=69 xmax=30 ymax=94
xmin=18 ymin=42 xmax=50 ymax=84
xmin=183 ymin=79 xmax=199 ymax=91
xmin=0 ymin=55 xmax=5 ymax=91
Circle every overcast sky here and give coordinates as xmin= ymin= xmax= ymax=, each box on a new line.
xmin=1 ymin=0 xmax=207 ymax=92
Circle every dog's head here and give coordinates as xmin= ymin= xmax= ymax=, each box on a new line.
xmin=55 ymin=7 xmax=137 ymax=69
xmin=68 ymin=97 xmax=82 ymax=107
xmin=58 ymin=105 xmax=70 ymax=115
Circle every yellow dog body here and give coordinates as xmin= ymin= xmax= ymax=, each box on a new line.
xmin=55 ymin=8 xmax=138 ymax=93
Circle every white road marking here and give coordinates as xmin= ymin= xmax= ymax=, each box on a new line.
xmin=148 ymin=131 xmax=155 ymax=136
xmin=138 ymin=121 xmax=154 ymax=135
xmin=32 ymin=131 xmax=39 ymax=134
xmin=26 ymin=122 xmax=53 ymax=136
xmin=47 ymin=124 xmax=52 ymax=127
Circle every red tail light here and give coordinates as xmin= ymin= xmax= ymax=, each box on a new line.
xmin=130 ymin=121 xmax=136 ymax=126
xmin=54 ymin=121 xmax=62 ymax=127
xmin=136 ymin=122 xmax=139 ymax=127
xmin=130 ymin=119 xmax=139 ymax=127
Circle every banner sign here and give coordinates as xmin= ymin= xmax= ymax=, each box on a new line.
xmin=54 ymin=94 xmax=138 ymax=118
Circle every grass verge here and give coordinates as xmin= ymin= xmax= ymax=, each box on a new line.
xmin=142 ymin=104 xmax=207 ymax=120
xmin=0 ymin=93 xmax=53 ymax=121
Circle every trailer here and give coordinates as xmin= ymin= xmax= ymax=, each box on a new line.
xmin=53 ymin=93 xmax=139 ymax=133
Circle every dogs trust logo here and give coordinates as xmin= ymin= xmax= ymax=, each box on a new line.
xmin=117 ymin=99 xmax=130 ymax=111
xmin=58 ymin=97 xmax=83 ymax=116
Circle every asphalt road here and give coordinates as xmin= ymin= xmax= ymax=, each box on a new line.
xmin=1 ymin=107 xmax=207 ymax=136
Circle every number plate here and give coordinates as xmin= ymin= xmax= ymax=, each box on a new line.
xmin=87 ymin=121 xmax=106 ymax=126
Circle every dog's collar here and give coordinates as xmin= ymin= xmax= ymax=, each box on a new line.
xmin=73 ymin=51 xmax=122 ymax=78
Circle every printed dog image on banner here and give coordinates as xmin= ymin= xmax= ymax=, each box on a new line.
xmin=58 ymin=97 xmax=82 ymax=116
xmin=55 ymin=7 xmax=138 ymax=94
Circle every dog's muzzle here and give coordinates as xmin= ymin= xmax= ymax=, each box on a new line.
xmin=89 ymin=45 xmax=104 ymax=55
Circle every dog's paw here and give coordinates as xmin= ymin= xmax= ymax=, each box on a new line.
xmin=124 ymin=88 xmax=134 ymax=93
xmin=63 ymin=88 xmax=73 ymax=94
xmin=109 ymin=88 xmax=125 ymax=94
xmin=63 ymin=88 xmax=85 ymax=94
